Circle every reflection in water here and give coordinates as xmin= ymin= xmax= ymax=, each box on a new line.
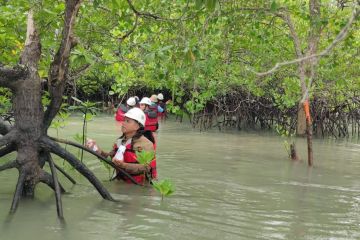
xmin=0 ymin=115 xmax=360 ymax=239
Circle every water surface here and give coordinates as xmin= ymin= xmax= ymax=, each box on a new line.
xmin=1 ymin=115 xmax=360 ymax=239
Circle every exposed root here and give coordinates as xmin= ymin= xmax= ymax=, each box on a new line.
xmin=0 ymin=144 xmax=15 ymax=158
xmin=50 ymin=137 xmax=140 ymax=185
xmin=39 ymin=170 xmax=65 ymax=193
xmin=0 ymin=117 xmax=12 ymax=135
xmin=10 ymin=170 xmax=26 ymax=214
xmin=48 ymin=154 xmax=64 ymax=219
xmin=0 ymin=130 xmax=16 ymax=148
xmin=0 ymin=160 xmax=17 ymax=172
xmin=40 ymin=150 xmax=76 ymax=184
xmin=54 ymin=162 xmax=77 ymax=185
xmin=43 ymin=137 xmax=115 ymax=201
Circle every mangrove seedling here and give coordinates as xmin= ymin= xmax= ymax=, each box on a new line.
xmin=152 ymin=179 xmax=175 ymax=201
xmin=69 ymin=97 xmax=98 ymax=162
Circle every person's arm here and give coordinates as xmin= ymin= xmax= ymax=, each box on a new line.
xmin=112 ymin=138 xmax=154 ymax=174
xmin=86 ymin=138 xmax=115 ymax=158
xmin=112 ymin=161 xmax=150 ymax=174
xmin=97 ymin=148 xmax=115 ymax=158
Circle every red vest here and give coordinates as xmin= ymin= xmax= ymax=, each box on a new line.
xmin=144 ymin=110 xmax=158 ymax=132
xmin=115 ymin=104 xmax=128 ymax=122
xmin=113 ymin=142 xmax=157 ymax=184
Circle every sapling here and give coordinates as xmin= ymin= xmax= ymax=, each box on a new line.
xmin=152 ymin=179 xmax=175 ymax=201
xmin=69 ymin=97 xmax=98 ymax=162
xmin=135 ymin=150 xmax=175 ymax=199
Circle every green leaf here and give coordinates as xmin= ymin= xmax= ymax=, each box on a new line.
xmin=73 ymin=133 xmax=83 ymax=143
xmin=84 ymin=112 xmax=94 ymax=121
xmin=152 ymin=179 xmax=175 ymax=197
xmin=270 ymin=1 xmax=278 ymax=12
xmin=205 ymin=0 xmax=217 ymax=11
xmin=136 ymin=150 xmax=155 ymax=165
xmin=195 ymin=0 xmax=204 ymax=9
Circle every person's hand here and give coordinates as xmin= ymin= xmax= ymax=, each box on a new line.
xmin=112 ymin=157 xmax=124 ymax=167
xmin=86 ymin=138 xmax=98 ymax=152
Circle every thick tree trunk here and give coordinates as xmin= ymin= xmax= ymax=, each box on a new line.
xmin=0 ymin=1 xmax=114 ymax=217
xmin=12 ymin=9 xmax=44 ymax=197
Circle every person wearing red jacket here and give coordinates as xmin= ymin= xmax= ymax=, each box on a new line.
xmin=115 ymin=97 xmax=137 ymax=122
xmin=87 ymin=107 xmax=157 ymax=184
xmin=139 ymin=97 xmax=159 ymax=132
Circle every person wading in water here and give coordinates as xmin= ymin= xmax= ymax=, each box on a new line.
xmin=86 ymin=107 xmax=157 ymax=184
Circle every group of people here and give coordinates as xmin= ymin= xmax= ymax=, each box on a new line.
xmin=86 ymin=93 xmax=167 ymax=185
xmin=115 ymin=93 xmax=166 ymax=131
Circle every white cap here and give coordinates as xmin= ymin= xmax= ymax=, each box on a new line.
xmin=124 ymin=107 xmax=146 ymax=126
xmin=126 ymin=97 xmax=136 ymax=107
xmin=139 ymin=97 xmax=152 ymax=106
xmin=157 ymin=93 xmax=164 ymax=100
xmin=150 ymin=94 xmax=158 ymax=103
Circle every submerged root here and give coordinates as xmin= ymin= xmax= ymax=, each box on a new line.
xmin=10 ymin=170 xmax=26 ymax=214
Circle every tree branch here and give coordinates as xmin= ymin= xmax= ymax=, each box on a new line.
xmin=49 ymin=137 xmax=140 ymax=185
xmin=278 ymin=12 xmax=303 ymax=58
xmin=44 ymin=0 xmax=82 ymax=130
xmin=0 ymin=160 xmax=17 ymax=171
xmin=0 ymin=117 xmax=12 ymax=135
xmin=20 ymin=10 xmax=41 ymax=68
xmin=42 ymin=137 xmax=115 ymax=201
xmin=69 ymin=63 xmax=91 ymax=81
xmin=0 ymin=64 xmax=28 ymax=90
xmin=0 ymin=130 xmax=16 ymax=148
xmin=0 ymin=144 xmax=15 ymax=158
xmin=253 ymin=4 xmax=360 ymax=77
xmin=126 ymin=0 xmax=163 ymax=20
xmin=118 ymin=14 xmax=139 ymax=43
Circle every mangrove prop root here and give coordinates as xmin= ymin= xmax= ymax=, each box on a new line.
xmin=54 ymin=162 xmax=77 ymax=185
xmin=50 ymin=137 xmax=140 ymax=185
xmin=10 ymin=170 xmax=26 ymax=214
xmin=48 ymin=154 xmax=64 ymax=219
xmin=44 ymin=138 xmax=115 ymax=201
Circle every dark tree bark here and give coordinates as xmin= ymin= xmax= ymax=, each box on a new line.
xmin=0 ymin=0 xmax=114 ymax=218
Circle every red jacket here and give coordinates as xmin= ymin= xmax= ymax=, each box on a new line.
xmin=144 ymin=110 xmax=158 ymax=132
xmin=115 ymin=104 xmax=128 ymax=122
xmin=113 ymin=140 xmax=157 ymax=184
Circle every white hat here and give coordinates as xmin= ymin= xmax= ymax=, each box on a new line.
xmin=150 ymin=94 xmax=158 ymax=103
xmin=157 ymin=93 xmax=164 ymax=100
xmin=139 ymin=97 xmax=152 ymax=106
xmin=126 ymin=97 xmax=136 ymax=107
xmin=124 ymin=107 xmax=146 ymax=126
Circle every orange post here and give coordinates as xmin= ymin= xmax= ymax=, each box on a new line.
xmin=303 ymin=100 xmax=311 ymax=123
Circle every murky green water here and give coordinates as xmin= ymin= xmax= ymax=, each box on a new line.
xmin=1 ymin=115 xmax=360 ymax=240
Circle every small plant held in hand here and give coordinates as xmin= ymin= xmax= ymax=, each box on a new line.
xmin=136 ymin=150 xmax=155 ymax=165
xmin=136 ymin=150 xmax=155 ymax=184
xmin=152 ymin=179 xmax=175 ymax=201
